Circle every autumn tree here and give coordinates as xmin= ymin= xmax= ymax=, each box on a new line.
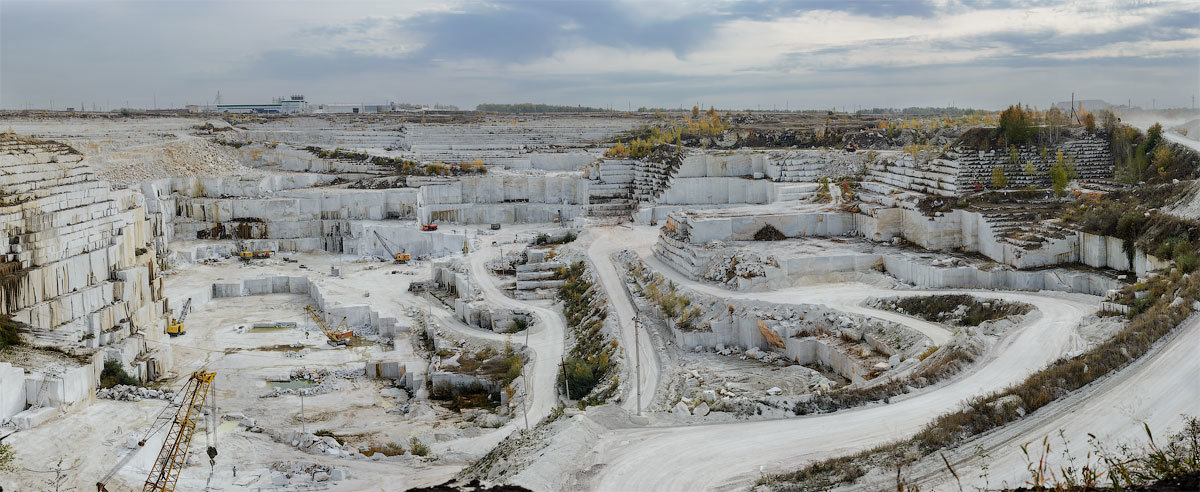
xmin=1144 ymin=122 xmax=1163 ymax=152
xmin=998 ymin=104 xmax=1033 ymax=145
xmin=1050 ymin=159 xmax=1069 ymax=197
xmin=1082 ymin=112 xmax=1096 ymax=133
xmin=991 ymin=166 xmax=1008 ymax=188
xmin=1152 ymin=146 xmax=1173 ymax=177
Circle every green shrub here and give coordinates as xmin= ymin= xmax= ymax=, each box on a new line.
xmin=100 ymin=359 xmax=139 ymax=388
xmin=556 ymin=261 xmax=618 ymax=404
xmin=0 ymin=441 xmax=14 ymax=473
xmin=409 ymin=437 xmax=430 ymax=457
xmin=1177 ymin=253 xmax=1199 ymax=273
xmin=0 ymin=316 xmax=23 ymax=351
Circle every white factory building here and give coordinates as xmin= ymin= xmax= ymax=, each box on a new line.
xmin=215 ymin=95 xmax=309 ymax=114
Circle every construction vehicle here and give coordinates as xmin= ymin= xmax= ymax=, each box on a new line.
xmin=97 ymin=370 xmax=217 ymax=492
xmin=305 ymin=305 xmax=353 ymax=346
xmin=236 ymin=249 xmax=274 ymax=262
xmin=166 ymin=298 xmax=192 ymax=336
xmin=421 ymin=223 xmax=438 ymax=231
xmin=373 ymin=230 xmax=411 ymax=263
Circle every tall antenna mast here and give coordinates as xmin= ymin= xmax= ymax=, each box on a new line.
xmin=1069 ymin=92 xmax=1079 ymax=124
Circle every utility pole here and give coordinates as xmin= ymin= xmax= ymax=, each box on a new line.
xmin=521 ymin=309 xmax=531 ymax=430
xmin=561 ymin=356 xmax=571 ymax=400
xmin=520 ymin=361 xmax=531 ymax=430
xmin=633 ymin=316 xmax=641 ymax=416
xmin=300 ymin=391 xmax=306 ymax=434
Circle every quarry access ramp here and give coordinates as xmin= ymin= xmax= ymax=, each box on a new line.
xmin=580 ymin=247 xmax=1101 ymax=491
xmin=896 ymin=312 xmax=1200 ymax=490
xmin=585 ymin=227 xmax=663 ymax=413
xmin=467 ymin=243 xmax=566 ymax=430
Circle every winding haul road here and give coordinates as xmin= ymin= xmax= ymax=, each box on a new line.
xmin=587 ymin=229 xmax=662 ymax=413
xmin=578 ymin=226 xmax=1106 ymax=491
xmin=467 ymin=243 xmax=565 ymax=428
xmin=907 ymin=313 xmax=1200 ymax=491
xmin=428 ymin=243 xmax=567 ymax=457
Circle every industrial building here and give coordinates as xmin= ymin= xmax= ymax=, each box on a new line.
xmin=197 ymin=94 xmax=309 ymax=114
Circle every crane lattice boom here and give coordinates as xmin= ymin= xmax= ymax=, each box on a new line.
xmin=305 ymin=305 xmax=352 ymax=344
xmin=143 ymin=371 xmax=215 ymax=492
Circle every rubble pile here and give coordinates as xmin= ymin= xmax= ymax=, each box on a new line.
xmin=700 ymin=249 xmax=780 ymax=286
xmin=266 ymin=460 xmax=350 ymax=485
xmin=96 ymin=385 xmax=175 ymax=401
xmin=89 ymin=137 xmax=266 ymax=188
xmin=260 ymin=368 xmax=363 ymax=398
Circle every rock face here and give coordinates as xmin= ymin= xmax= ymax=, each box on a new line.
xmin=0 ymin=133 xmax=167 ymax=375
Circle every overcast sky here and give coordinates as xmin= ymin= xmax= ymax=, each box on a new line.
xmin=1 ymin=0 xmax=1197 ymax=111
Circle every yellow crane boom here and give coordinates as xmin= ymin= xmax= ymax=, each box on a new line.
xmin=305 ymin=305 xmax=352 ymax=345
xmin=142 ymin=371 xmax=216 ymax=492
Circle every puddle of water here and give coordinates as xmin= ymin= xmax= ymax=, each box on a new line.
xmin=247 ymin=322 xmax=298 ymax=333
xmin=268 ymin=379 xmax=316 ymax=390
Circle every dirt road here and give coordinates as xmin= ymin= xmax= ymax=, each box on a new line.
xmin=580 ymin=240 xmax=1099 ymax=491
xmin=586 ymin=227 xmax=662 ymax=413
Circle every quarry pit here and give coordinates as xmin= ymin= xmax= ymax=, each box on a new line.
xmin=0 ymin=109 xmax=1198 ymax=492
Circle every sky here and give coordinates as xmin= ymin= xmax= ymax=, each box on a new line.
xmin=1 ymin=0 xmax=1198 ymax=111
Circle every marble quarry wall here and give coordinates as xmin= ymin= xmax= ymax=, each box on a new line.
xmin=657 ymin=205 xmax=1154 ymax=294
xmin=209 ymin=275 xmax=403 ymax=337
xmin=765 ymin=149 xmax=872 ymax=182
xmin=1 ymin=353 xmax=105 ymax=425
xmin=857 ymin=137 xmax=1112 ymax=196
xmin=1 ymin=135 xmax=166 ymax=353
xmin=949 ymin=136 xmax=1113 ymax=190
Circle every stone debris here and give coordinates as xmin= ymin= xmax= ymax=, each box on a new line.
xmin=265 ymin=460 xmax=350 ymax=487
xmin=97 ymin=385 xmax=175 ymax=402
xmin=260 ymin=368 xmax=363 ymax=398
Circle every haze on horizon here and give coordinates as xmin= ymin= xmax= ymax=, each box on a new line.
xmin=1 ymin=0 xmax=1197 ymax=111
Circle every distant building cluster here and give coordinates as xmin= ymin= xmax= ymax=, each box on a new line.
xmin=184 ymin=94 xmax=437 ymax=114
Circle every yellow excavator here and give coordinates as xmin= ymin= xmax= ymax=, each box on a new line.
xmin=166 ymin=298 xmax=192 ymax=336
xmin=373 ymin=230 xmax=410 ymax=263
xmin=305 ymin=305 xmax=353 ymax=346
xmin=96 ymin=370 xmax=218 ymax=492
xmin=235 ymin=249 xmax=274 ymax=262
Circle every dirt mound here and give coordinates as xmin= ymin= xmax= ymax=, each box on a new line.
xmin=753 ymin=224 xmax=787 ymax=241
xmin=83 ymin=137 xmax=267 ymax=188
xmin=405 ymin=479 xmax=532 ymax=491
xmin=953 ymin=126 xmax=1000 ymax=150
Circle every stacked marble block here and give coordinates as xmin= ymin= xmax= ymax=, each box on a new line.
xmin=949 ymin=137 xmax=1113 ymax=190
xmin=167 ymin=187 xmax=419 ymax=250
xmin=862 ymin=153 xmax=961 ymax=197
xmin=429 ymin=261 xmax=534 ymax=330
xmin=515 ymin=249 xmax=565 ymax=300
xmin=420 ymin=174 xmax=590 ymax=224
xmin=631 ymin=156 xmax=680 ymax=202
xmin=0 ymin=135 xmax=164 ymax=347
xmin=586 ymin=159 xmax=637 ymax=218
xmin=1 ymin=358 xmax=103 ymax=426
xmin=764 ymin=149 xmax=869 ymax=182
